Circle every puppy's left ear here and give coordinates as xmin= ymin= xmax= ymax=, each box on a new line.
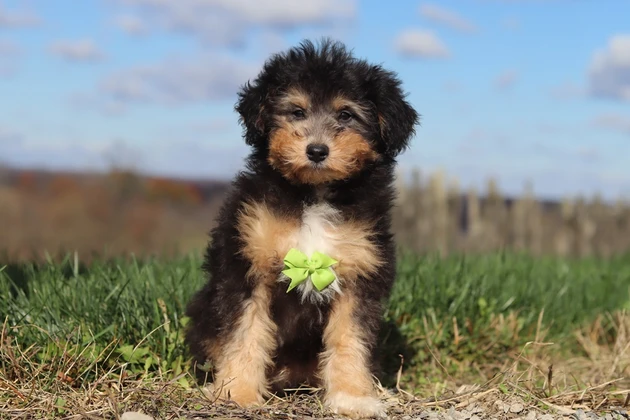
xmin=235 ymin=80 xmax=267 ymax=146
xmin=367 ymin=67 xmax=420 ymax=158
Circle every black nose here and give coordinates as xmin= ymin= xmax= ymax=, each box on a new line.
xmin=306 ymin=144 xmax=329 ymax=163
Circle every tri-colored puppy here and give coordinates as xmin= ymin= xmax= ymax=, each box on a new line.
xmin=185 ymin=38 xmax=419 ymax=419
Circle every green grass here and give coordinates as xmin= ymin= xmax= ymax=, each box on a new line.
xmin=385 ymin=251 xmax=630 ymax=386
xmin=394 ymin=250 xmax=630 ymax=330
xmin=2 ymin=251 xmax=630 ymax=392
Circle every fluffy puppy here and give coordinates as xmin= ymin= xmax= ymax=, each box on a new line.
xmin=185 ymin=38 xmax=419 ymax=419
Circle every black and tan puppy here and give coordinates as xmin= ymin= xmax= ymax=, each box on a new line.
xmin=185 ymin=38 xmax=419 ymax=419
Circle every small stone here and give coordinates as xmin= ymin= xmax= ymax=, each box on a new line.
xmin=526 ymin=410 xmax=537 ymax=420
xmin=402 ymin=416 xmax=412 ymax=420
xmin=540 ymin=415 xmax=555 ymax=420
xmin=121 ymin=413 xmax=154 ymax=420
xmin=470 ymin=415 xmax=481 ymax=420
xmin=467 ymin=404 xmax=483 ymax=414
xmin=460 ymin=410 xmax=472 ymax=419
xmin=573 ymin=409 xmax=587 ymax=420
xmin=510 ymin=403 xmax=525 ymax=414
xmin=447 ymin=407 xmax=465 ymax=420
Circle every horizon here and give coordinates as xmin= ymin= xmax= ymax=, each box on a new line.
xmin=1 ymin=0 xmax=629 ymax=200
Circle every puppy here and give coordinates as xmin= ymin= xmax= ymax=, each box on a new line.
xmin=185 ymin=38 xmax=419 ymax=419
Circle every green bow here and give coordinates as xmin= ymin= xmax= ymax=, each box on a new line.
xmin=282 ymin=248 xmax=338 ymax=292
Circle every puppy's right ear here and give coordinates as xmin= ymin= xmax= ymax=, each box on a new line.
xmin=235 ymin=81 xmax=267 ymax=146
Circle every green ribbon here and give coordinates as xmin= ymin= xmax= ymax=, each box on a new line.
xmin=282 ymin=248 xmax=338 ymax=292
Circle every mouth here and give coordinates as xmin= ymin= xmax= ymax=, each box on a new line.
xmin=308 ymin=161 xmax=326 ymax=169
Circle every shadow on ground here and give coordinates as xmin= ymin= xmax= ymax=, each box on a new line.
xmin=377 ymin=318 xmax=414 ymax=388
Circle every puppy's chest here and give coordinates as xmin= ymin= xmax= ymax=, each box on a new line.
xmin=237 ymin=201 xmax=381 ymax=302
xmin=293 ymin=203 xmax=341 ymax=259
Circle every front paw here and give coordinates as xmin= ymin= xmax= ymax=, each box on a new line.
xmin=324 ymin=392 xmax=386 ymax=419
xmin=203 ymin=380 xmax=264 ymax=407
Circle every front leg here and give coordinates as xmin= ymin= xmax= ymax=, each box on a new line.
xmin=319 ymin=293 xmax=385 ymax=419
xmin=206 ymin=283 xmax=277 ymax=406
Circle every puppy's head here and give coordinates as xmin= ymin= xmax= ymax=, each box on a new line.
xmin=236 ymin=38 xmax=419 ymax=185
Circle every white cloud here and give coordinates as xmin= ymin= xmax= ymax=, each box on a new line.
xmin=98 ymin=54 xmax=260 ymax=106
xmin=0 ymin=134 xmax=247 ymax=179
xmin=137 ymin=140 xmax=247 ymax=179
xmin=217 ymin=0 xmax=355 ymax=26
xmin=112 ymin=0 xmax=356 ymax=45
xmin=49 ymin=39 xmax=104 ymax=62
xmin=0 ymin=127 xmax=116 ymax=171
xmin=114 ymin=14 xmax=147 ymax=35
xmin=419 ymin=3 xmax=477 ymax=33
xmin=0 ymin=3 xmax=41 ymax=28
xmin=2 ymin=144 xmax=125 ymax=173
xmin=592 ymin=113 xmax=630 ymax=135
xmin=69 ymin=93 xmax=128 ymax=117
xmin=588 ymin=34 xmax=630 ymax=101
xmin=395 ymin=29 xmax=450 ymax=59
xmin=494 ymin=70 xmax=518 ymax=90
xmin=0 ymin=126 xmax=23 ymax=145
xmin=574 ymin=146 xmax=599 ymax=163
xmin=118 ymin=0 xmax=356 ymax=25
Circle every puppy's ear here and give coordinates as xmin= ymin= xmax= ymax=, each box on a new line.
xmin=235 ymin=81 xmax=267 ymax=146
xmin=367 ymin=67 xmax=419 ymax=158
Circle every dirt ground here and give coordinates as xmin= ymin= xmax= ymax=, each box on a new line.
xmin=3 ymin=376 xmax=628 ymax=419
xmin=109 ymin=384 xmax=630 ymax=420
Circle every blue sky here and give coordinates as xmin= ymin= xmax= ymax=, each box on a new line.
xmin=1 ymin=0 xmax=629 ymax=200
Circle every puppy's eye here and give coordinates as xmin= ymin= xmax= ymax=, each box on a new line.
xmin=292 ymin=109 xmax=306 ymax=119
xmin=338 ymin=110 xmax=353 ymax=122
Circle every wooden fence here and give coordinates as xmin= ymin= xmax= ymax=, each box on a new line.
xmin=392 ymin=170 xmax=630 ymax=258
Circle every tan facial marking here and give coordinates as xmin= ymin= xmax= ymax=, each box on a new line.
xmin=267 ymin=89 xmax=380 ymax=185
xmin=278 ymin=88 xmax=311 ymax=110
xmin=326 ymin=131 xmax=379 ymax=179
xmin=268 ymin=126 xmax=378 ymax=185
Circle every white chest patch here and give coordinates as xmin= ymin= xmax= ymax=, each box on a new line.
xmin=280 ymin=202 xmax=343 ymax=304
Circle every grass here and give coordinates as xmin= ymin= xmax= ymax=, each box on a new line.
xmin=387 ymin=251 xmax=630 ymax=387
xmin=1 ymin=250 xmax=630 ymax=418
